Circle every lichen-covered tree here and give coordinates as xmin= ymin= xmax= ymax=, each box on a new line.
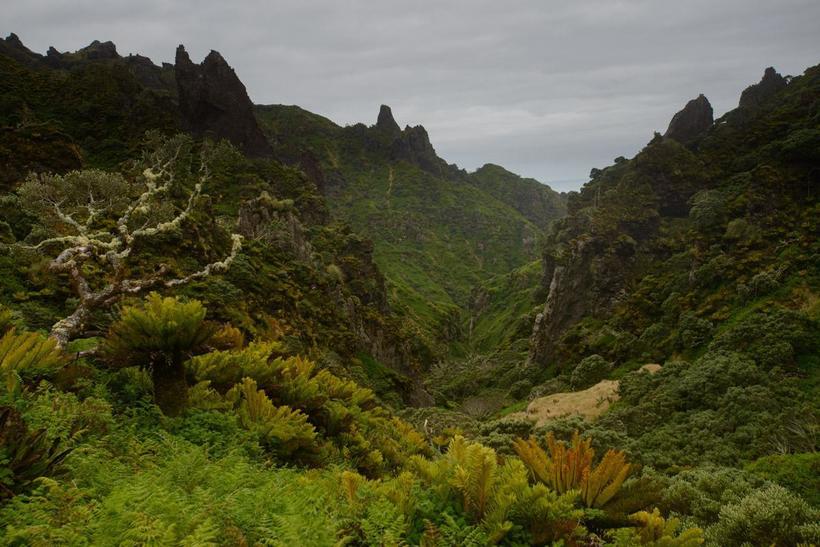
xmin=14 ymin=133 xmax=242 ymax=348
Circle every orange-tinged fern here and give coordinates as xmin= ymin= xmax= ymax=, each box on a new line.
xmin=514 ymin=430 xmax=631 ymax=508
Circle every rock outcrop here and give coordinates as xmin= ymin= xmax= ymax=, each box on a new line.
xmin=739 ymin=67 xmax=787 ymax=109
xmin=0 ymin=33 xmax=42 ymax=66
xmin=376 ymin=104 xmax=402 ymax=136
xmin=236 ymin=192 xmax=313 ymax=263
xmin=392 ymin=124 xmax=441 ymax=173
xmin=364 ymin=104 xmax=454 ymax=177
xmin=79 ymin=40 xmax=118 ymax=60
xmin=42 ymin=39 xmax=120 ymax=69
xmin=175 ymin=45 xmax=272 ymax=157
xmin=124 ymin=54 xmax=176 ymax=95
xmin=663 ymin=94 xmax=713 ymax=144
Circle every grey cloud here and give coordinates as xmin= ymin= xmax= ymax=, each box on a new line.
xmin=4 ymin=0 xmax=819 ymax=190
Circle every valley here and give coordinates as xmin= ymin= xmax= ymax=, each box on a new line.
xmin=0 ymin=32 xmax=817 ymax=545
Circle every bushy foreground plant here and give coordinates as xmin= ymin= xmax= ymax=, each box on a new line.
xmin=103 ymin=293 xmax=214 ymax=416
xmin=0 ymin=406 xmax=71 ymax=499
xmin=189 ymin=341 xmax=428 ymax=473
xmin=608 ymin=508 xmax=704 ymax=546
xmin=705 ymin=484 xmax=819 ymax=546
xmin=0 ymin=435 xmax=342 ymax=545
xmin=341 ymin=435 xmax=585 ymax=545
xmin=514 ymin=431 xmax=632 ymax=509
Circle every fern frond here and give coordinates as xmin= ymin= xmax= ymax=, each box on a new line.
xmin=0 ymin=329 xmax=65 ymax=395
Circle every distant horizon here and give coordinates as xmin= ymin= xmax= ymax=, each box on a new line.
xmin=4 ymin=0 xmax=819 ymax=187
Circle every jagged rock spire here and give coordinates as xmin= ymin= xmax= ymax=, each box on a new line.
xmin=664 ymin=94 xmax=713 ymax=144
xmin=376 ymin=104 xmax=402 ymax=135
xmin=174 ymin=44 xmax=272 ymax=157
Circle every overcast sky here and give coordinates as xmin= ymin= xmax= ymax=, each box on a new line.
xmin=5 ymin=1 xmax=820 ymax=191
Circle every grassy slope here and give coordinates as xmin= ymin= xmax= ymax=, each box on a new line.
xmin=468 ymin=163 xmax=566 ymax=229
xmin=256 ymin=105 xmax=552 ymax=350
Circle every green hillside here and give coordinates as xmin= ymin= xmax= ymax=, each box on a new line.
xmin=256 ymin=104 xmax=564 ymax=353
xmin=0 ymin=33 xmax=817 ymax=546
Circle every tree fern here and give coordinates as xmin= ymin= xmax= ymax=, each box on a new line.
xmin=103 ymin=293 xmax=215 ymax=416
xmin=514 ymin=431 xmax=632 ymax=508
xmin=452 ymin=441 xmax=497 ymax=520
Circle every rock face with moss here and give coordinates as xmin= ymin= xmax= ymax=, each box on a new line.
xmin=255 ymin=103 xmax=566 ymax=354
xmin=527 ymin=64 xmax=819 ymax=371
xmin=175 ymin=45 xmax=272 ymax=157
xmin=0 ymin=37 xmax=431 ymax=404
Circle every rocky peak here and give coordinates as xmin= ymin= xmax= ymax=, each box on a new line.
xmin=739 ymin=67 xmax=787 ymax=109
xmin=663 ymin=94 xmax=713 ymax=144
xmin=4 ymin=33 xmax=24 ymax=49
xmin=391 ymin=124 xmax=441 ymax=174
xmin=376 ymin=104 xmax=401 ymax=135
xmin=80 ymin=40 xmax=119 ymax=60
xmin=0 ymin=33 xmax=42 ymax=66
xmin=174 ymin=44 xmax=272 ymax=157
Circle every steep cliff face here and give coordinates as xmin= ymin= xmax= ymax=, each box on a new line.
xmin=175 ymin=45 xmax=272 ymax=157
xmin=526 ymin=139 xmax=709 ymax=368
xmin=526 ymin=64 xmax=818 ymax=371
xmin=255 ymin=103 xmax=561 ymax=356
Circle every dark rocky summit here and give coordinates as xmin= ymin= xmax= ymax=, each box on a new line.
xmin=0 ymin=33 xmax=43 ymax=66
xmin=80 ymin=40 xmax=119 ymax=60
xmin=739 ymin=67 xmax=788 ymax=109
xmin=174 ymin=45 xmax=272 ymax=157
xmin=364 ymin=104 xmax=453 ymax=176
xmin=663 ymin=94 xmax=713 ymax=144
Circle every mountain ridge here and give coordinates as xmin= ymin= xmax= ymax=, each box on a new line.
xmin=0 ymin=30 xmax=817 ymax=546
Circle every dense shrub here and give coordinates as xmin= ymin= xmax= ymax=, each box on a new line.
xmin=570 ymin=354 xmax=612 ymax=389
xmin=745 ymin=452 xmax=820 ymax=507
xmin=706 ymin=484 xmax=820 ymax=546
xmin=677 ymin=312 xmax=713 ymax=350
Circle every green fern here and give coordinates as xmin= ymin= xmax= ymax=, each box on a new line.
xmin=0 ymin=329 xmax=65 ymax=396
xmin=0 ymin=406 xmax=72 ymax=499
xmin=617 ymin=508 xmax=704 ymax=546
xmin=0 ymin=306 xmax=13 ymax=334
xmin=228 ymin=377 xmax=317 ymax=458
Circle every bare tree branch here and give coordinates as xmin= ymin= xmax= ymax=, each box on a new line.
xmin=15 ymin=137 xmax=243 ymax=348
